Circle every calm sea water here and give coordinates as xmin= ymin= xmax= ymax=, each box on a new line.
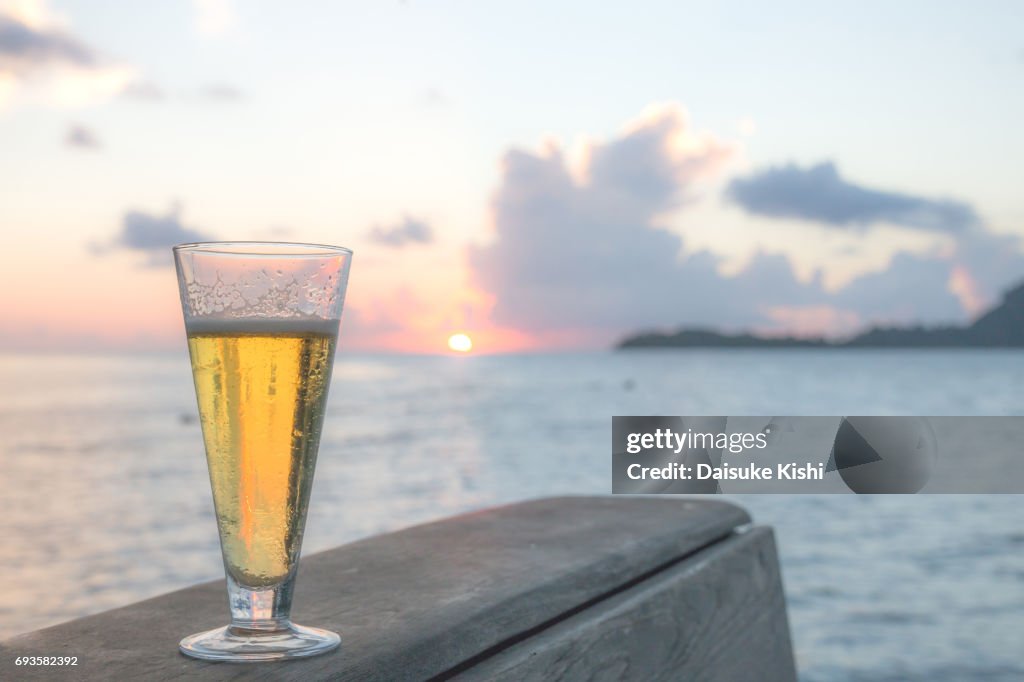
xmin=1 ymin=349 xmax=1022 ymax=680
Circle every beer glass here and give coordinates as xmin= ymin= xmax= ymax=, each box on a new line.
xmin=173 ymin=242 xmax=352 ymax=661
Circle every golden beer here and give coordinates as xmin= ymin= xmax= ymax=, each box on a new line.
xmin=187 ymin=323 xmax=336 ymax=587
xmin=175 ymin=241 xmax=350 ymax=661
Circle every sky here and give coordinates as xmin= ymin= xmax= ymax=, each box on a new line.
xmin=1 ymin=0 xmax=1022 ymax=352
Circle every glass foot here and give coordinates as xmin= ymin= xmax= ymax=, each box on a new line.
xmin=179 ymin=622 xmax=340 ymax=662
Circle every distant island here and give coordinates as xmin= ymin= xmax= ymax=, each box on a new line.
xmin=617 ymin=281 xmax=1024 ymax=349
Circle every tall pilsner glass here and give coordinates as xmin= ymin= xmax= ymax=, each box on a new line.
xmin=173 ymin=242 xmax=352 ymax=661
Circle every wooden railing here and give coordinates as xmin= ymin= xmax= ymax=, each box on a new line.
xmin=0 ymin=497 xmax=796 ymax=681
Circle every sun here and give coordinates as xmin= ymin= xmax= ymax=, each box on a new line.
xmin=447 ymin=333 xmax=473 ymax=353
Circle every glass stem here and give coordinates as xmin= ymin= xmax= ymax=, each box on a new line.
xmin=226 ymin=572 xmax=295 ymax=633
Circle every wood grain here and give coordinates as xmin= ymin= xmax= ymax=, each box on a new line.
xmin=453 ymin=527 xmax=796 ymax=682
xmin=0 ymin=497 xmax=756 ymax=681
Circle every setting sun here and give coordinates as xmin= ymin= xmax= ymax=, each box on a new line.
xmin=447 ymin=333 xmax=473 ymax=353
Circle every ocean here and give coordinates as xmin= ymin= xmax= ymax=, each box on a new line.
xmin=1 ymin=349 xmax=1022 ymax=680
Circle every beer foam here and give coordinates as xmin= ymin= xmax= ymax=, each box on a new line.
xmin=185 ymin=316 xmax=340 ymax=337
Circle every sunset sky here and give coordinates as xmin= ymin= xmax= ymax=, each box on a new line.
xmin=1 ymin=0 xmax=1022 ymax=352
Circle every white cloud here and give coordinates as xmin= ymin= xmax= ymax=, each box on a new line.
xmin=727 ymin=161 xmax=979 ymax=233
xmin=469 ymin=104 xmax=1024 ymax=341
xmin=0 ymin=0 xmax=132 ymax=110
xmin=0 ymin=0 xmax=52 ymax=28
xmin=94 ymin=204 xmax=215 ymax=267
xmin=65 ymin=122 xmax=100 ymax=149
xmin=193 ymin=0 xmax=235 ymax=37
xmin=368 ymin=215 xmax=433 ymax=247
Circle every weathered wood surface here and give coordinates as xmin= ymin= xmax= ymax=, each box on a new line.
xmin=454 ymin=527 xmax=795 ymax=681
xmin=0 ymin=496 xmax=790 ymax=681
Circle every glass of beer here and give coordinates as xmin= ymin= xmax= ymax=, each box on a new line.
xmin=173 ymin=242 xmax=352 ymax=662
